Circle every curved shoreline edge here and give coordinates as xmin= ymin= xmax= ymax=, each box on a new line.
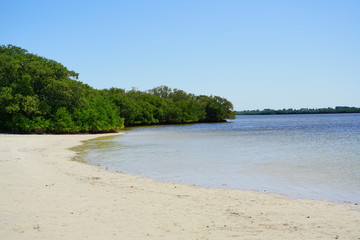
xmin=0 ymin=133 xmax=359 ymax=239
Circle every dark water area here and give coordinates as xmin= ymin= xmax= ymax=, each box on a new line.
xmin=83 ymin=114 xmax=360 ymax=204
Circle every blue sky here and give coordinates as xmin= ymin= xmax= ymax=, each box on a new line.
xmin=2 ymin=0 xmax=359 ymax=110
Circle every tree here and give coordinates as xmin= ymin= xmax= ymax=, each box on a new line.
xmin=1 ymin=45 xmax=235 ymax=132
xmin=0 ymin=45 xmax=123 ymax=133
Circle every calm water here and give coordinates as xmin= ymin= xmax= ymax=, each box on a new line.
xmin=83 ymin=114 xmax=360 ymax=203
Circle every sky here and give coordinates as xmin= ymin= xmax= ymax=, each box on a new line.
xmin=2 ymin=0 xmax=359 ymax=110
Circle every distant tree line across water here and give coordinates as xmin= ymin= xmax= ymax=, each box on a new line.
xmin=236 ymin=107 xmax=360 ymax=115
xmin=0 ymin=45 xmax=235 ymax=133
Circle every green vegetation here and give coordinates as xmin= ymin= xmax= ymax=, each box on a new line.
xmin=104 ymin=86 xmax=235 ymax=126
xmin=0 ymin=45 xmax=235 ymax=133
xmin=0 ymin=45 xmax=124 ymax=133
xmin=236 ymin=107 xmax=360 ymax=115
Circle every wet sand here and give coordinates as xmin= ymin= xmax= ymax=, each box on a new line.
xmin=0 ymin=133 xmax=359 ymax=239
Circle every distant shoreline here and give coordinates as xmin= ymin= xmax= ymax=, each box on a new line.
xmin=236 ymin=107 xmax=360 ymax=115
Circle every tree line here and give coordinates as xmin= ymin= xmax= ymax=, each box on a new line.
xmin=0 ymin=45 xmax=235 ymax=133
xmin=236 ymin=107 xmax=360 ymax=115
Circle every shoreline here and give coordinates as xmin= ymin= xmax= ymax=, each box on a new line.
xmin=1 ymin=133 xmax=359 ymax=239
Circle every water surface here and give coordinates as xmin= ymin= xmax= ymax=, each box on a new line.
xmin=83 ymin=114 xmax=360 ymax=203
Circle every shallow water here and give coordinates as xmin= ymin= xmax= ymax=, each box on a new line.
xmin=83 ymin=114 xmax=360 ymax=203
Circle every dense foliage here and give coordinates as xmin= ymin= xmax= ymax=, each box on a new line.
xmin=236 ymin=107 xmax=360 ymax=115
xmin=0 ymin=45 xmax=124 ymax=133
xmin=0 ymin=45 xmax=235 ymax=133
xmin=104 ymin=86 xmax=235 ymax=126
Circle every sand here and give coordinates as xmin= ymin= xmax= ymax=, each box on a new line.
xmin=0 ymin=133 xmax=359 ymax=240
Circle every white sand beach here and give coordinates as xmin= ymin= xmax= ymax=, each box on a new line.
xmin=0 ymin=133 xmax=359 ymax=239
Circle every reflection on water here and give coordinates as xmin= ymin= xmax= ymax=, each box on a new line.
xmin=83 ymin=114 xmax=360 ymax=203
